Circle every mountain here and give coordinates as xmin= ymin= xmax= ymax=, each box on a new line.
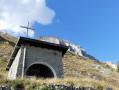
xmin=0 ymin=33 xmax=119 ymax=89
xmin=36 ymin=36 xmax=97 ymax=61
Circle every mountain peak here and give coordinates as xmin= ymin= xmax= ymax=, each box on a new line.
xmin=36 ymin=36 xmax=97 ymax=61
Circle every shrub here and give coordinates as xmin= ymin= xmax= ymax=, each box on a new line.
xmin=40 ymin=85 xmax=51 ymax=90
xmin=94 ymin=84 xmax=103 ymax=90
xmin=14 ymin=83 xmax=24 ymax=90
xmin=12 ymin=81 xmax=25 ymax=90
xmin=28 ymin=84 xmax=38 ymax=90
xmin=66 ymin=81 xmax=74 ymax=86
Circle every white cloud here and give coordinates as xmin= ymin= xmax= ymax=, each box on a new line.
xmin=0 ymin=0 xmax=55 ymax=37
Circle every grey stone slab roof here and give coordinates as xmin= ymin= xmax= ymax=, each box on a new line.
xmin=6 ymin=37 xmax=68 ymax=70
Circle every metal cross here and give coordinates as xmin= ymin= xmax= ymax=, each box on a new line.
xmin=20 ymin=22 xmax=35 ymax=38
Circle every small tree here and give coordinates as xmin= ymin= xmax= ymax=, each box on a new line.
xmin=117 ymin=61 xmax=119 ymax=73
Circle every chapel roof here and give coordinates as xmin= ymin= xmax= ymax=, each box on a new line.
xmin=6 ymin=37 xmax=68 ymax=70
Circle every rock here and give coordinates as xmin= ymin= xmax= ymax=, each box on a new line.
xmin=0 ymin=30 xmax=6 ymax=34
xmin=36 ymin=36 xmax=97 ymax=61
xmin=0 ymin=85 xmax=12 ymax=90
xmin=106 ymin=61 xmax=117 ymax=70
xmin=92 ymin=63 xmax=110 ymax=76
xmin=3 ymin=55 xmax=8 ymax=58
xmin=86 ymin=87 xmax=94 ymax=90
xmin=79 ymin=87 xmax=85 ymax=90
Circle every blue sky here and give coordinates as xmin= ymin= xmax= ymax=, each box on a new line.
xmin=1 ymin=0 xmax=119 ymax=63
xmin=34 ymin=0 xmax=119 ymax=64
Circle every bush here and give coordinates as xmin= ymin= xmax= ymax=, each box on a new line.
xmin=40 ymin=85 xmax=51 ymax=90
xmin=13 ymin=83 xmax=24 ymax=90
xmin=66 ymin=81 xmax=74 ymax=86
xmin=12 ymin=81 xmax=25 ymax=90
xmin=94 ymin=84 xmax=103 ymax=90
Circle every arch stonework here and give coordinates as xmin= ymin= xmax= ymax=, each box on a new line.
xmin=24 ymin=46 xmax=63 ymax=78
xmin=6 ymin=37 xmax=68 ymax=79
xmin=25 ymin=62 xmax=57 ymax=78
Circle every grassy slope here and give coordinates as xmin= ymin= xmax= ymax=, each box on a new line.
xmin=0 ymin=33 xmax=119 ymax=89
xmin=0 ymin=33 xmax=17 ymax=84
xmin=63 ymin=51 xmax=119 ymax=89
xmin=0 ymin=33 xmax=17 ymax=60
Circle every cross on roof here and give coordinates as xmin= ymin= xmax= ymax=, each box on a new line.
xmin=20 ymin=22 xmax=35 ymax=38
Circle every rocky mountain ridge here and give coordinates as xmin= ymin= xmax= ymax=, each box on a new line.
xmin=36 ymin=36 xmax=97 ymax=61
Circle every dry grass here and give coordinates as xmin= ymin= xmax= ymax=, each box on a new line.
xmin=0 ymin=51 xmax=119 ymax=89
xmin=0 ymin=33 xmax=17 ymax=43
xmin=0 ymin=43 xmax=13 ymax=59
xmin=0 ymin=34 xmax=119 ymax=89
xmin=63 ymin=51 xmax=119 ymax=89
xmin=0 ymin=33 xmax=17 ymax=59
xmin=0 ymin=76 xmax=118 ymax=90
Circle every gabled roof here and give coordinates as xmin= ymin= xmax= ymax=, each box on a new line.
xmin=6 ymin=37 xmax=68 ymax=70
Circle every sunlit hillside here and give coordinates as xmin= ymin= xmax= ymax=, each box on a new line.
xmin=0 ymin=33 xmax=119 ymax=90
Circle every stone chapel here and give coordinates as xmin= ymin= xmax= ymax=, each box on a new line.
xmin=6 ymin=37 xmax=68 ymax=79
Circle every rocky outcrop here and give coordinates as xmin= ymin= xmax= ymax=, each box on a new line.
xmin=36 ymin=36 xmax=97 ymax=60
xmin=106 ymin=61 xmax=117 ymax=70
xmin=92 ymin=63 xmax=110 ymax=75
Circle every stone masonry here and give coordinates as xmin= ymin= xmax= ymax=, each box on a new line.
xmin=8 ymin=45 xmax=26 ymax=79
xmin=25 ymin=45 xmax=63 ymax=78
xmin=6 ymin=37 xmax=68 ymax=79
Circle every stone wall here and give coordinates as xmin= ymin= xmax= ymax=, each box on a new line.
xmin=1 ymin=84 xmax=111 ymax=90
xmin=8 ymin=45 xmax=26 ymax=79
xmin=8 ymin=44 xmax=64 ymax=79
xmin=24 ymin=45 xmax=64 ymax=78
xmin=0 ymin=85 xmax=106 ymax=90
xmin=8 ymin=46 xmax=22 ymax=79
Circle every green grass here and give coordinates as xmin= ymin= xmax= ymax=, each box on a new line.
xmin=0 ymin=58 xmax=7 ymax=64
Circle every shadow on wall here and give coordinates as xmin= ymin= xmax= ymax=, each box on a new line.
xmin=26 ymin=64 xmax=54 ymax=78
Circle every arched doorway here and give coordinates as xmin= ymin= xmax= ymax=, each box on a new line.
xmin=26 ymin=64 xmax=54 ymax=78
